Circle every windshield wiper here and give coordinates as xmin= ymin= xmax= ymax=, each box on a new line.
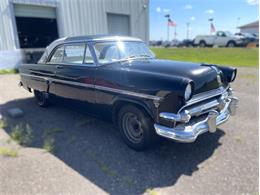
xmin=139 ymin=54 xmax=151 ymax=58
xmin=125 ymin=55 xmax=151 ymax=60
xmin=126 ymin=55 xmax=137 ymax=59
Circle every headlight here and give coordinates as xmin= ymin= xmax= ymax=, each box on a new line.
xmin=184 ymin=84 xmax=192 ymax=101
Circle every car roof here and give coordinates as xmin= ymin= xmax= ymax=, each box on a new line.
xmin=65 ymin=35 xmax=142 ymax=42
xmin=45 ymin=35 xmax=143 ymax=55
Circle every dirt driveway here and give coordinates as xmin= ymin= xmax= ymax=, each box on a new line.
xmin=0 ymin=67 xmax=258 ymax=195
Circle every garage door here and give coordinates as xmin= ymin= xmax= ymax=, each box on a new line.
xmin=13 ymin=4 xmax=56 ymax=19
xmin=107 ymin=13 xmax=130 ymax=36
xmin=13 ymin=4 xmax=58 ymax=49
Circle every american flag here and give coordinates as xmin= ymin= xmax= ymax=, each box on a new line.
xmin=168 ymin=18 xmax=176 ymax=27
xmin=210 ymin=23 xmax=216 ymax=33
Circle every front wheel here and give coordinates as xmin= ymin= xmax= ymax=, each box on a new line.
xmin=118 ymin=105 xmax=159 ymax=151
xmin=199 ymin=41 xmax=206 ymax=47
xmin=226 ymin=41 xmax=236 ymax=47
xmin=34 ymin=90 xmax=50 ymax=107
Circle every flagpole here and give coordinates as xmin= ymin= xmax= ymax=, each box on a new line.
xmin=186 ymin=22 xmax=190 ymax=39
xmin=165 ymin=14 xmax=170 ymax=41
xmin=236 ymin=17 xmax=241 ymax=32
xmin=167 ymin=20 xmax=169 ymax=41
xmin=174 ymin=26 xmax=177 ymax=40
xmin=209 ymin=18 xmax=214 ymax=34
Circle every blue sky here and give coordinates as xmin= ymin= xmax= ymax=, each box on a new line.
xmin=149 ymin=0 xmax=259 ymax=40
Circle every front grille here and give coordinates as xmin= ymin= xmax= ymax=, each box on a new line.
xmin=178 ymin=86 xmax=228 ymax=114
xmin=186 ymin=86 xmax=226 ymax=106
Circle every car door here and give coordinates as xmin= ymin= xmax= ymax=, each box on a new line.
xmin=25 ymin=49 xmax=58 ymax=94
xmin=53 ymin=42 xmax=96 ymax=104
xmin=214 ymin=31 xmax=227 ymax=46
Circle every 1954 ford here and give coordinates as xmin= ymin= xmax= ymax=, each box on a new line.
xmin=19 ymin=35 xmax=239 ymax=150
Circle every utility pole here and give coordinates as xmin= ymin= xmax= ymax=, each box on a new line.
xmin=186 ymin=22 xmax=190 ymax=39
xmin=236 ymin=17 xmax=241 ymax=32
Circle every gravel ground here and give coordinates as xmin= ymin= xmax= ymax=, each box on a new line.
xmin=0 ymin=67 xmax=258 ymax=195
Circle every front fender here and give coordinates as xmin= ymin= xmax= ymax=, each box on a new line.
xmin=217 ymin=65 xmax=237 ymax=83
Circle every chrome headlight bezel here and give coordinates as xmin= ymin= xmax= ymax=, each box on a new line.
xmin=184 ymin=83 xmax=192 ymax=101
xmin=230 ymin=70 xmax=237 ymax=82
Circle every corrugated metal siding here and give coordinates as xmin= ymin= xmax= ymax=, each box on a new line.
xmin=0 ymin=0 xmax=17 ymax=50
xmin=0 ymin=0 xmax=149 ymax=68
xmin=0 ymin=0 xmax=149 ymax=51
xmin=57 ymin=0 xmax=149 ymax=42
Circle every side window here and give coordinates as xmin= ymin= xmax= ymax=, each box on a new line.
xmin=63 ymin=44 xmax=85 ymax=64
xmin=49 ymin=46 xmax=64 ymax=63
xmin=94 ymin=42 xmax=121 ymax=64
xmin=84 ymin=46 xmax=94 ymax=64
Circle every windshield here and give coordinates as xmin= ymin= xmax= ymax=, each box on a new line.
xmin=94 ymin=41 xmax=155 ymax=64
xmin=224 ymin=31 xmax=233 ymax=36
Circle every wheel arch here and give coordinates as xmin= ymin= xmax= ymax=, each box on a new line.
xmin=111 ymin=97 xmax=155 ymax=124
xmin=226 ymin=40 xmax=236 ymax=47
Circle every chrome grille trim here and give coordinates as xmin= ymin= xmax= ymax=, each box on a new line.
xmin=178 ymin=86 xmax=229 ymax=114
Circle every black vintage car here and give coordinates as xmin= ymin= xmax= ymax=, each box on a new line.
xmin=19 ymin=35 xmax=239 ymax=150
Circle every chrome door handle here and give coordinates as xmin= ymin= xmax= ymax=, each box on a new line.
xmin=56 ymin=65 xmax=63 ymax=69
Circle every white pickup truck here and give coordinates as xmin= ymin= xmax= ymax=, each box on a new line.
xmin=194 ymin=31 xmax=247 ymax=47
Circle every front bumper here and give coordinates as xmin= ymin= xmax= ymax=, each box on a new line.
xmin=154 ymin=89 xmax=238 ymax=143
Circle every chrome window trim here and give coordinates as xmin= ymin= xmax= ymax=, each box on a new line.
xmin=20 ymin=73 xmax=162 ymax=101
xmin=45 ymin=42 xmax=97 ymax=67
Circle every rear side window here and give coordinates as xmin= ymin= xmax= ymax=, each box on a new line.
xmin=63 ymin=44 xmax=85 ymax=64
xmin=38 ymin=50 xmax=48 ymax=64
xmin=49 ymin=46 xmax=64 ymax=63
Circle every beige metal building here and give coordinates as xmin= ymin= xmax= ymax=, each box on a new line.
xmin=238 ymin=20 xmax=259 ymax=35
xmin=0 ymin=0 xmax=149 ymax=68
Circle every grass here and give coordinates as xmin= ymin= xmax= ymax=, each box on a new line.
xmin=0 ymin=118 xmax=8 ymax=129
xmin=145 ymin=188 xmax=158 ymax=195
xmin=0 ymin=69 xmax=18 ymax=74
xmin=0 ymin=147 xmax=18 ymax=157
xmin=152 ymin=48 xmax=259 ymax=67
xmin=10 ymin=124 xmax=33 ymax=146
xmin=75 ymin=117 xmax=96 ymax=127
xmin=43 ymin=137 xmax=55 ymax=153
xmin=84 ymin=149 xmax=134 ymax=186
xmin=68 ymin=136 xmax=76 ymax=145
xmin=43 ymin=127 xmax=64 ymax=137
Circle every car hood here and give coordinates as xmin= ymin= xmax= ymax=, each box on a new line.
xmin=122 ymin=59 xmax=220 ymax=94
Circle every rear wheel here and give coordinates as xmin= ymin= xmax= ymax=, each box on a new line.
xmin=118 ymin=105 xmax=159 ymax=151
xmin=34 ymin=90 xmax=50 ymax=107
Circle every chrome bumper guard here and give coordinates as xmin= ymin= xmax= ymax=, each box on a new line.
xmin=154 ymin=89 xmax=239 ymax=143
